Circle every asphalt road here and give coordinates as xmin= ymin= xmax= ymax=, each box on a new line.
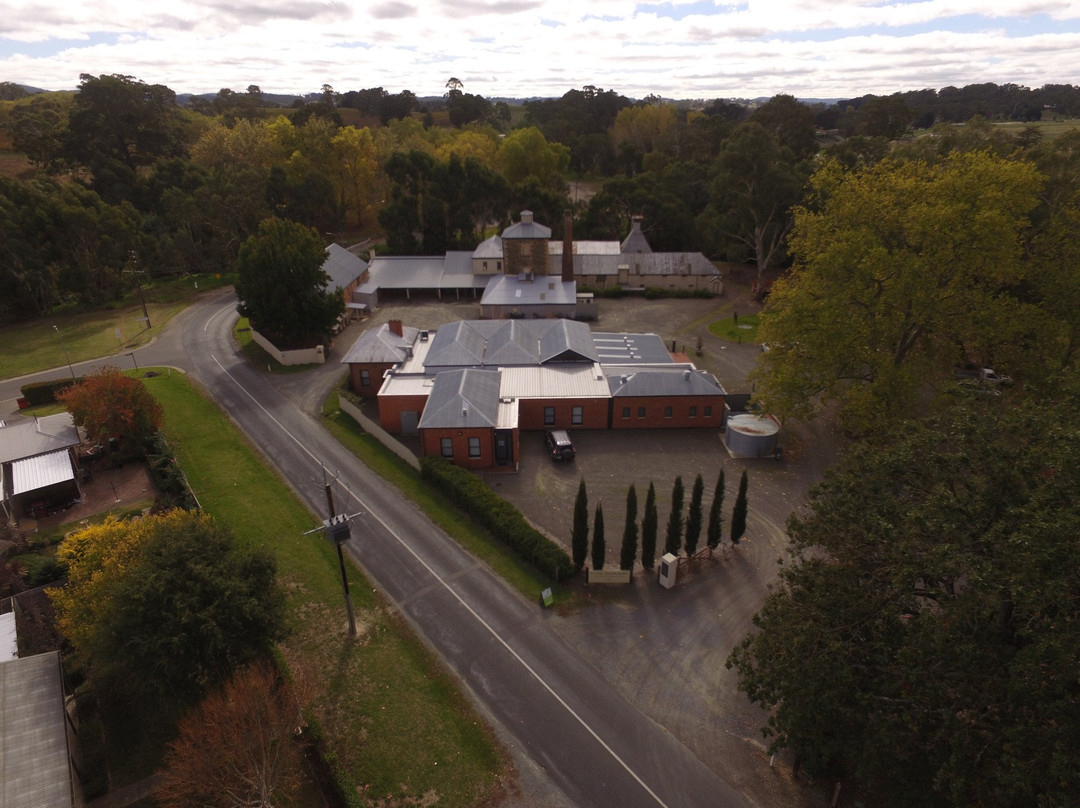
xmin=3 ymin=292 xmax=749 ymax=808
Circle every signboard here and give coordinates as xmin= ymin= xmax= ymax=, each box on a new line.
xmin=540 ymin=587 xmax=554 ymax=608
xmin=587 ymin=568 xmax=632 ymax=585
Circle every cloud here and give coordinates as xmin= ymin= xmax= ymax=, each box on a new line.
xmin=371 ymin=2 xmax=417 ymax=19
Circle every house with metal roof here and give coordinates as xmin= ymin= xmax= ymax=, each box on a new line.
xmin=0 ymin=414 xmax=82 ymax=525
xmin=349 ymin=317 xmax=726 ymax=470
xmin=0 ymin=650 xmax=82 ymax=808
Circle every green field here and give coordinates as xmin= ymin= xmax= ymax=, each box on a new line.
xmin=140 ymin=371 xmax=506 ymax=805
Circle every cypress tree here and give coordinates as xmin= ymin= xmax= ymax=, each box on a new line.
xmin=591 ymin=502 xmax=605 ymax=571
xmin=685 ymin=473 xmax=704 ymax=556
xmin=706 ymin=469 xmax=725 ymax=551
xmin=572 ymin=479 xmax=589 ymax=570
xmin=731 ymin=470 xmax=749 ymax=545
xmin=619 ymin=483 xmax=638 ymax=571
xmin=641 ymin=482 xmax=658 ymax=569
xmin=664 ymin=475 xmax=684 ymax=556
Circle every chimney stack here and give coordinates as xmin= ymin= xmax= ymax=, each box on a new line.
xmin=388 ymin=319 xmax=403 ymax=337
xmin=562 ymin=212 xmax=574 ymax=282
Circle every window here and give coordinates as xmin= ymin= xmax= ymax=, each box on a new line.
xmin=497 ymin=261 xmax=502 ymax=272
xmin=621 ymin=407 xmax=630 ymax=419
xmin=572 ymin=406 xmax=583 ymax=425
xmin=664 ymin=406 xmax=673 ymax=418
xmin=440 ymin=437 xmax=453 ymax=457
xmin=544 ymin=406 xmax=555 ymax=425
xmin=704 ymin=405 xmax=713 ymax=417
xmin=689 ymin=406 xmax=697 ymax=418
xmin=359 ymin=369 xmax=371 ymax=387
xmin=482 ymin=260 xmax=488 ymax=271
xmin=637 ymin=406 xmax=646 ymax=418
xmin=468 ymin=437 xmax=481 ymax=458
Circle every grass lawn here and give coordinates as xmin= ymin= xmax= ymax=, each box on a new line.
xmin=709 ymin=312 xmax=762 ymax=344
xmin=321 ymin=391 xmax=576 ymax=607
xmin=140 ymin=370 xmax=506 ymax=806
xmin=0 ymin=274 xmax=233 ymax=380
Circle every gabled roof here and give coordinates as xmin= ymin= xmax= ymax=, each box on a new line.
xmin=0 ymin=415 xmax=80 ymax=465
xmin=473 ymin=235 xmax=503 ymax=259
xmin=340 ymin=323 xmax=419 ymax=365
xmin=607 ymin=367 xmax=726 ymax=397
xmin=0 ymin=651 xmax=74 ymax=808
xmin=501 ymin=211 xmax=552 ymax=240
xmin=539 ymin=319 xmax=598 ymax=363
xmin=417 ymin=369 xmax=501 ymax=429
xmin=322 ymin=244 xmax=368 ymax=293
xmin=479 ymin=275 xmax=577 ymax=307
xmin=424 ymin=319 xmax=598 ymax=369
xmin=620 ymin=218 xmax=653 ymax=254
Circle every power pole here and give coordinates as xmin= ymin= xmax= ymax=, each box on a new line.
xmin=322 ymin=469 xmax=357 ymax=638
xmin=125 ymin=251 xmax=151 ymax=330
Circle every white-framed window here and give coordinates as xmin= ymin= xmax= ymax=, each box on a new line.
xmin=544 ymin=406 xmax=555 ymax=425
xmin=440 ymin=437 xmax=453 ymax=457
xmin=621 ymin=407 xmax=630 ymax=418
xmin=572 ymin=406 xmax=583 ymax=425
xmin=468 ymin=437 xmax=481 ymax=457
xmin=359 ymin=369 xmax=371 ymax=387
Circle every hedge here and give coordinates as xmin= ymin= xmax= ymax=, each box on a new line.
xmin=20 ymin=377 xmax=83 ymax=405
xmin=420 ymin=455 xmax=576 ymax=582
xmin=145 ymin=432 xmax=199 ymax=511
xmin=642 ymin=287 xmax=714 ymax=300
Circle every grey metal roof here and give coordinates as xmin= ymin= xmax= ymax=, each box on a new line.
xmin=591 ymin=332 xmax=673 ymax=364
xmin=359 ymin=257 xmax=488 ymax=293
xmin=322 ymin=244 xmax=368 ymax=293
xmin=472 ymin=235 xmax=503 ymax=259
xmin=0 ymin=415 xmax=80 ymax=465
xmin=417 ymin=369 xmax=501 ymax=429
xmin=424 ymin=319 xmax=598 ymax=369
xmin=546 ymin=253 xmax=622 ymax=277
xmin=623 ymin=252 xmax=717 ymax=276
xmin=10 ymin=450 xmax=75 ymax=496
xmin=620 ymin=219 xmax=653 ymax=254
xmin=479 ymin=275 xmax=577 ymax=307
xmin=549 ymin=241 xmax=621 ymax=256
xmin=607 ymin=367 xmax=726 ymax=397
xmin=0 ymin=651 xmax=74 ymax=808
xmin=340 ymin=323 xmax=420 ymax=365
xmin=501 ymin=211 xmax=552 ymax=240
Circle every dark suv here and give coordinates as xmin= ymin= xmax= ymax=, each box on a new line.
xmin=544 ymin=429 xmax=576 ymax=461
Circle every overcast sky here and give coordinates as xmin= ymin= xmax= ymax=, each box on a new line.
xmin=2 ymin=0 xmax=1078 ymax=101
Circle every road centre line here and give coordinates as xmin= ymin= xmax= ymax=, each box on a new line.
xmin=210 ymin=354 xmax=672 ymax=808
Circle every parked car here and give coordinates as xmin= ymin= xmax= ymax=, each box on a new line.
xmin=544 ymin=429 xmax=576 ymax=461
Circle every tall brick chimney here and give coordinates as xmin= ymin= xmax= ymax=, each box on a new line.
xmin=388 ymin=319 xmax=403 ymax=337
xmin=562 ymin=212 xmax=574 ymax=282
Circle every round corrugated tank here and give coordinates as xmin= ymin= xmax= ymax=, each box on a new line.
xmin=725 ymin=414 xmax=780 ymax=457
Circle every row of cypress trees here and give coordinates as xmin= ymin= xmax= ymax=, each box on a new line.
xmin=571 ymin=469 xmax=749 ymax=573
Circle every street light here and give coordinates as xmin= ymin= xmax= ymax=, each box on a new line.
xmin=53 ymin=325 xmax=75 ymax=380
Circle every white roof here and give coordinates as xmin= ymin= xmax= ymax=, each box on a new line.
xmin=549 ymin=241 xmax=621 ymax=256
xmin=0 ymin=613 xmax=15 ymax=661
xmin=499 ymin=365 xmax=611 ymax=399
xmin=10 ymin=450 xmax=75 ymax=496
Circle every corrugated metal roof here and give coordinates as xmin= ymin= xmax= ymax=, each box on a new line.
xmin=607 ymin=367 xmax=726 ymax=397
xmin=473 ymin=236 xmax=503 ymax=259
xmin=501 ymin=211 xmax=552 ymax=240
xmin=0 ymin=415 xmax=80 ymax=465
xmin=339 ymin=323 xmax=419 ymax=365
xmin=0 ymin=651 xmax=74 ymax=808
xmin=624 ymin=253 xmax=717 ymax=276
xmin=479 ymin=275 xmax=577 ymax=307
xmin=549 ymin=241 xmax=622 ymax=256
xmin=620 ymin=220 xmax=653 ymax=254
xmin=379 ymin=375 xmax=436 ymax=397
xmin=591 ymin=332 xmax=672 ymax=364
xmin=499 ymin=365 xmax=611 ymax=399
xmin=539 ymin=320 xmax=598 ymax=363
xmin=418 ymin=369 xmax=502 ymax=429
xmin=425 ymin=319 xmax=597 ymax=368
xmin=322 ymin=244 xmax=368 ymax=293
xmin=11 ymin=450 xmax=75 ymax=496
xmin=496 ymin=398 xmax=519 ymax=430
xmin=361 ymin=257 xmax=488 ymax=292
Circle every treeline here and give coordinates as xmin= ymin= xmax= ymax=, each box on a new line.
xmin=1 ymin=74 xmax=1077 ymax=326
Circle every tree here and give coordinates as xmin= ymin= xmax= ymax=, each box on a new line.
xmin=235 ymin=217 xmax=343 ymax=348
xmin=749 ymin=93 xmax=818 ymax=160
xmin=496 ymin=126 xmax=570 ymax=185
xmin=619 ymin=484 xmax=638 ymax=571
xmin=641 ymin=482 xmax=658 ymax=569
xmin=730 ymin=470 xmax=748 ymax=545
xmin=753 ymin=150 xmax=1042 ymax=428
xmin=591 ymin=502 xmax=606 ymax=571
xmin=700 ymin=122 xmax=810 ymax=291
xmin=706 ymin=470 xmax=724 ymax=551
xmin=571 ymin=479 xmax=589 ymax=570
xmin=727 ymin=406 xmax=1080 ymax=808
xmin=158 ymin=662 xmax=311 ymax=808
xmin=10 ymin=95 xmax=69 ymax=170
xmin=58 ymin=366 xmax=162 ymax=453
xmin=51 ymin=510 xmax=285 ymax=707
xmin=663 ymin=476 xmax=684 ymax=556
xmin=685 ymin=474 xmax=704 ymax=556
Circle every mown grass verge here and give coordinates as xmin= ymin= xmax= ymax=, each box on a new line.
xmin=142 ymin=370 xmax=506 ymax=806
xmin=321 ymin=390 xmax=577 ymax=607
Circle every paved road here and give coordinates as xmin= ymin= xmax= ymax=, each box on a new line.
xmin=134 ymin=293 xmax=756 ymax=808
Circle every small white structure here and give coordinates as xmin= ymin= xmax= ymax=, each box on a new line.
xmin=658 ymin=552 xmax=678 ymax=589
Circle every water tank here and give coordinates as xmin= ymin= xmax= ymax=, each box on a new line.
xmin=725 ymin=413 xmax=780 ymax=458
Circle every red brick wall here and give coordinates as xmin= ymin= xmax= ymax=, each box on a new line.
xmin=518 ymin=398 xmax=608 ymax=430
xmin=421 ymin=428 xmax=495 ymax=470
xmin=377 ymin=394 xmax=429 ymax=432
xmin=348 ymin=362 xmax=394 ymax=398
xmin=610 ymin=395 xmax=725 ymax=429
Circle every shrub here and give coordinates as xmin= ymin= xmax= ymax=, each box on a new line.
xmin=20 ymin=377 xmax=83 ymax=406
xmin=420 ymin=455 xmax=576 ymax=581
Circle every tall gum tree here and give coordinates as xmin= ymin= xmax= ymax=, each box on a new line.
xmin=752 ymin=150 xmax=1042 ymax=428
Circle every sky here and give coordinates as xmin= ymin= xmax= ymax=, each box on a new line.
xmin=1 ymin=0 xmax=1079 ymax=101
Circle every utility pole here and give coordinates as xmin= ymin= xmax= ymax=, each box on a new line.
xmin=53 ymin=325 xmax=75 ymax=380
xmin=322 ymin=469 xmax=357 ymax=638
xmin=125 ymin=251 xmax=151 ymax=330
